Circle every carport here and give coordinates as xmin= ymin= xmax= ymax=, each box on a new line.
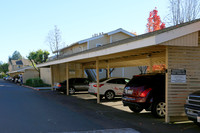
xmin=37 ymin=19 xmax=200 ymax=123
xmin=7 ymin=66 xmax=39 ymax=83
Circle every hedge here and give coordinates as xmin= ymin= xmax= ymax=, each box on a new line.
xmin=25 ymin=78 xmax=50 ymax=87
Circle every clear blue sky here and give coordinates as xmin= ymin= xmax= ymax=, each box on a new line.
xmin=0 ymin=0 xmax=169 ymax=63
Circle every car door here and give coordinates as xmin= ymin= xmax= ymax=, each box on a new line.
xmin=115 ymin=78 xmax=129 ymax=95
xmin=81 ymin=78 xmax=90 ymax=91
xmin=73 ymin=78 xmax=88 ymax=91
xmin=106 ymin=79 xmax=125 ymax=95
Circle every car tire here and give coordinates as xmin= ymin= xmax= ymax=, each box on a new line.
xmin=100 ymin=95 xmax=104 ymax=100
xmin=69 ymin=87 xmax=75 ymax=95
xmin=129 ymin=106 xmax=143 ymax=113
xmin=105 ymin=90 xmax=115 ymax=100
xmin=151 ymin=101 xmax=166 ymax=118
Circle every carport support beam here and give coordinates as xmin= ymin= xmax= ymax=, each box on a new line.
xmin=165 ymin=46 xmax=169 ymax=123
xmin=82 ymin=65 xmax=85 ymax=78
xmin=107 ymin=60 xmax=110 ymax=78
xmin=66 ymin=63 xmax=69 ymax=95
xmin=50 ymin=65 xmax=54 ymax=90
xmin=96 ymin=58 xmax=100 ymax=103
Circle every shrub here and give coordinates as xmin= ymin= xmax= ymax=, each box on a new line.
xmin=0 ymin=73 xmax=7 ymax=78
xmin=25 ymin=78 xmax=44 ymax=87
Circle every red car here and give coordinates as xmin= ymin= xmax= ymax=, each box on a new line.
xmin=122 ymin=73 xmax=166 ymax=118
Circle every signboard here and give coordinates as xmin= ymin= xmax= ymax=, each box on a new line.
xmin=171 ymin=69 xmax=186 ymax=83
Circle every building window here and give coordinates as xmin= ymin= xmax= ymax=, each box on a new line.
xmin=99 ymin=69 xmax=103 ymax=73
xmin=96 ymin=43 xmax=102 ymax=47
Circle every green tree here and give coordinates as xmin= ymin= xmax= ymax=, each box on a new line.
xmin=8 ymin=51 xmax=22 ymax=62
xmin=27 ymin=49 xmax=50 ymax=72
xmin=0 ymin=62 xmax=9 ymax=73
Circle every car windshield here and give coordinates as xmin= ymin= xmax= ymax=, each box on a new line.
xmin=126 ymin=76 xmax=152 ymax=87
xmin=99 ymin=78 xmax=109 ymax=82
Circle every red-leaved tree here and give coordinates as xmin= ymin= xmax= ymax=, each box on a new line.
xmin=147 ymin=7 xmax=165 ymax=32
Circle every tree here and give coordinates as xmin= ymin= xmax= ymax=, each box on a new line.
xmin=104 ymin=68 xmax=115 ymax=78
xmin=0 ymin=62 xmax=9 ymax=73
xmin=168 ymin=0 xmax=200 ymax=25
xmin=146 ymin=7 xmax=166 ymax=32
xmin=46 ymin=25 xmax=63 ymax=59
xmin=27 ymin=49 xmax=50 ymax=72
xmin=8 ymin=51 xmax=22 ymax=62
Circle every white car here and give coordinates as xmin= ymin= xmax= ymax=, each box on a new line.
xmin=88 ymin=77 xmax=130 ymax=100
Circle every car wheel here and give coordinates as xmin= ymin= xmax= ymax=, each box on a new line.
xmin=129 ymin=106 xmax=143 ymax=113
xmin=152 ymin=101 xmax=166 ymax=118
xmin=99 ymin=95 xmax=104 ymax=100
xmin=69 ymin=87 xmax=75 ymax=95
xmin=105 ymin=90 xmax=115 ymax=100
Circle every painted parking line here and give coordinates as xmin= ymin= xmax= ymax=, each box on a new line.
xmin=50 ymin=128 xmax=140 ymax=133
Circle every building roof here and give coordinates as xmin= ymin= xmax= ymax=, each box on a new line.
xmin=53 ymin=28 xmax=136 ymax=53
xmin=37 ymin=18 xmax=200 ymax=68
xmin=10 ymin=59 xmax=31 ymax=66
xmin=7 ymin=66 xmax=35 ymax=74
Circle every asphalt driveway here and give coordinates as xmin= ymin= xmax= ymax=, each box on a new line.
xmin=1 ymin=79 xmax=200 ymax=133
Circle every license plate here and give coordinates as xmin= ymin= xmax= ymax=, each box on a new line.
xmin=125 ymin=89 xmax=133 ymax=95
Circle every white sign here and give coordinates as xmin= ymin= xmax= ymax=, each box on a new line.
xmin=171 ymin=69 xmax=186 ymax=83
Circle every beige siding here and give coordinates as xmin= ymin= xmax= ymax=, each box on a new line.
xmin=162 ymin=32 xmax=198 ymax=46
xmin=72 ymin=43 xmax=87 ymax=53
xmin=89 ymin=36 xmax=109 ymax=49
xmin=40 ymin=68 xmax=51 ymax=85
xmin=23 ymin=69 xmax=39 ymax=83
xmin=61 ymin=48 xmax=73 ymax=56
xmin=60 ymin=43 xmax=87 ymax=56
xmin=51 ymin=63 xmax=84 ymax=84
xmin=166 ymin=44 xmax=200 ymax=122
xmin=111 ymin=32 xmax=131 ymax=42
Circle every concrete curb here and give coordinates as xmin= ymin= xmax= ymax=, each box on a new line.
xmin=21 ymin=84 xmax=39 ymax=91
xmin=21 ymin=84 xmax=51 ymax=91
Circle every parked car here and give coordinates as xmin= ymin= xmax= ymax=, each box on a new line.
xmin=12 ymin=75 xmax=20 ymax=83
xmin=3 ymin=76 xmax=9 ymax=80
xmin=185 ymin=91 xmax=200 ymax=126
xmin=54 ymin=78 xmax=91 ymax=95
xmin=88 ymin=77 xmax=130 ymax=100
xmin=122 ymin=73 xmax=165 ymax=118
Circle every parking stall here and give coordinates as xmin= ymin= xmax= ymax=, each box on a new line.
xmin=37 ymin=19 xmax=200 ymax=123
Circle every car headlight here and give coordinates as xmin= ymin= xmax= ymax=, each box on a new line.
xmin=186 ymin=96 xmax=189 ymax=104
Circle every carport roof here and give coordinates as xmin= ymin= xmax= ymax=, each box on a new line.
xmin=37 ymin=19 xmax=200 ymax=68
xmin=7 ymin=66 xmax=34 ymax=74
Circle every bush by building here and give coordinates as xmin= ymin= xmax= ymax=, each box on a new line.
xmin=25 ymin=78 xmax=50 ymax=87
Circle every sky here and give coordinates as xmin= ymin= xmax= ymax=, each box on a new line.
xmin=0 ymin=0 xmax=169 ymax=63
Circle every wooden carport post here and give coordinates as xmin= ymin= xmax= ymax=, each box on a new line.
xmin=165 ymin=46 xmax=169 ymax=123
xmin=149 ymin=54 xmax=153 ymax=73
xmin=66 ymin=63 xmax=69 ymax=95
xmin=96 ymin=58 xmax=100 ymax=103
xmin=50 ymin=65 xmax=54 ymax=90
xmin=56 ymin=64 xmax=60 ymax=82
xmin=107 ymin=60 xmax=110 ymax=78
xmin=82 ymin=65 xmax=85 ymax=78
